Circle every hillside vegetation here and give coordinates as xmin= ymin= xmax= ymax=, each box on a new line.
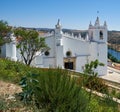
xmin=108 ymin=31 xmax=120 ymax=51
xmin=108 ymin=31 xmax=120 ymax=44
xmin=0 ymin=59 xmax=119 ymax=111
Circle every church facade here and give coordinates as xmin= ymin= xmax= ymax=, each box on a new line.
xmin=1 ymin=17 xmax=108 ymax=75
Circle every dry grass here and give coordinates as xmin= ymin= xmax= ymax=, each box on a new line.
xmin=0 ymin=81 xmax=22 ymax=96
xmin=0 ymin=81 xmax=35 ymax=112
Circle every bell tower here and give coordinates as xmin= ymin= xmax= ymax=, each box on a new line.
xmin=88 ymin=17 xmax=107 ymax=43
xmin=88 ymin=17 xmax=108 ymax=75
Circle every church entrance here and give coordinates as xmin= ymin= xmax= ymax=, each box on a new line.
xmin=64 ymin=62 xmax=73 ymax=69
xmin=64 ymin=57 xmax=76 ymax=70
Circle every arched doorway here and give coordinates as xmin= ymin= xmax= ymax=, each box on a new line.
xmin=64 ymin=57 xmax=76 ymax=70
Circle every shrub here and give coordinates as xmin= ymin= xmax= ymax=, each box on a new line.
xmin=111 ymin=89 xmax=116 ymax=96
xmin=116 ymin=92 xmax=120 ymax=99
xmin=82 ymin=59 xmax=109 ymax=100
xmin=0 ymin=58 xmax=31 ymax=82
xmin=19 ymin=69 xmax=89 ymax=112
xmin=0 ymin=96 xmax=7 ymax=111
xmin=85 ymin=76 xmax=108 ymax=93
xmin=87 ymin=98 xmax=102 ymax=112
xmin=87 ymin=96 xmax=118 ymax=112
xmin=19 ymin=72 xmax=40 ymax=104
xmin=102 ymin=95 xmax=118 ymax=112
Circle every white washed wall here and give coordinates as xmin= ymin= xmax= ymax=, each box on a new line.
xmin=97 ymin=43 xmax=107 ymax=75
xmin=56 ymin=45 xmax=64 ymax=68
xmin=76 ymin=56 xmax=88 ymax=72
xmin=62 ymin=36 xmax=90 ymax=57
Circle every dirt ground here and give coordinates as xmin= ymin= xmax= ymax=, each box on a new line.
xmin=0 ymin=81 xmax=33 ymax=112
xmin=0 ymin=81 xmax=22 ymax=96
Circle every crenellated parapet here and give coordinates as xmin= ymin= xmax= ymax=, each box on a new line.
xmin=62 ymin=32 xmax=89 ymax=41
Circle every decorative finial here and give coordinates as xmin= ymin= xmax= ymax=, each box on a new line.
xmin=96 ymin=16 xmax=99 ymax=21
xmin=57 ymin=19 xmax=60 ymax=25
xmin=97 ymin=11 xmax=99 ymax=14
xmin=97 ymin=11 xmax=99 ymax=17
xmin=95 ymin=11 xmax=100 ymax=26
xmin=55 ymin=19 xmax=61 ymax=29
xmin=89 ymin=21 xmax=92 ymax=26
xmin=104 ymin=21 xmax=107 ymax=27
xmin=95 ymin=16 xmax=100 ymax=26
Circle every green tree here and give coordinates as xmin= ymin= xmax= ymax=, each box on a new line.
xmin=0 ymin=20 xmax=11 ymax=52
xmin=14 ymin=28 xmax=49 ymax=66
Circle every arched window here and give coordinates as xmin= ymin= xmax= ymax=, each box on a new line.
xmin=100 ymin=31 xmax=103 ymax=39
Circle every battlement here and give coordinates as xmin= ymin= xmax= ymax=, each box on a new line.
xmin=63 ymin=32 xmax=89 ymax=41
xmin=42 ymin=31 xmax=89 ymax=41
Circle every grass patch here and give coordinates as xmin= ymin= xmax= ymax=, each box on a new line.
xmin=0 ymin=58 xmax=119 ymax=111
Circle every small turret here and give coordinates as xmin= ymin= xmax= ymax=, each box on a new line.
xmin=104 ymin=21 xmax=107 ymax=28
xmin=89 ymin=21 xmax=92 ymax=27
xmin=94 ymin=17 xmax=100 ymax=26
xmin=55 ymin=19 xmax=63 ymax=35
xmin=89 ymin=21 xmax=93 ymax=29
xmin=55 ymin=19 xmax=61 ymax=29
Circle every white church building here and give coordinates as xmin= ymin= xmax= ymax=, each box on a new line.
xmin=1 ymin=17 xmax=108 ymax=75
